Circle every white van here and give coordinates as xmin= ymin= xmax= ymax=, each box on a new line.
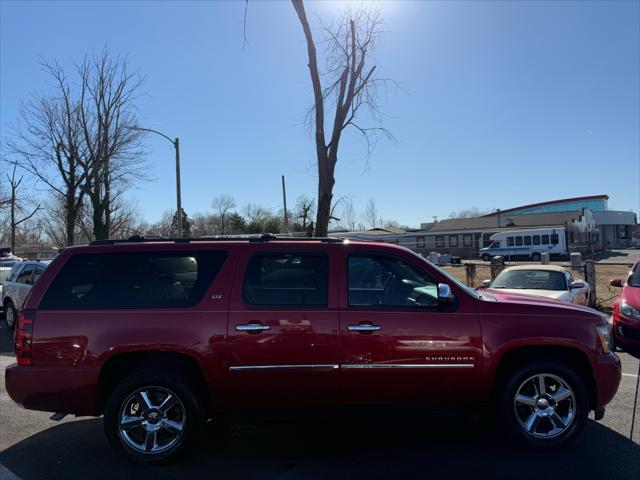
xmin=479 ymin=227 xmax=567 ymax=261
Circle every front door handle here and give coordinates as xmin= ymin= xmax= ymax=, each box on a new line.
xmin=236 ymin=324 xmax=271 ymax=332
xmin=348 ymin=324 xmax=382 ymax=332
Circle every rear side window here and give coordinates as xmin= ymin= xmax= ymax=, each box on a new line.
xmin=16 ymin=264 xmax=35 ymax=284
xmin=507 ymin=237 xmax=514 ymax=247
xmin=243 ymin=253 xmax=328 ymax=306
xmin=515 ymin=237 xmax=523 ymax=246
xmin=532 ymin=235 xmax=541 ymax=245
xmin=542 ymin=235 xmax=550 ymax=245
xmin=40 ymin=251 xmax=227 ymax=310
xmin=524 ymin=236 xmax=532 ymax=246
xmin=550 ymin=233 xmax=559 ymax=245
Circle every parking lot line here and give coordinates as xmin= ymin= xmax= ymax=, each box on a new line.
xmin=622 ymin=373 xmax=638 ymax=379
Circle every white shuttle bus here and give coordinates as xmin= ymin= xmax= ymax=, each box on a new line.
xmin=479 ymin=227 xmax=567 ymax=261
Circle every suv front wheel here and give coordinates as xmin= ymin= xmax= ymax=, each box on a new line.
xmin=499 ymin=361 xmax=588 ymax=448
xmin=104 ymin=370 xmax=202 ymax=464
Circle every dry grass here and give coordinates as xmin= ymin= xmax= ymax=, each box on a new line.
xmin=441 ymin=263 xmax=634 ymax=312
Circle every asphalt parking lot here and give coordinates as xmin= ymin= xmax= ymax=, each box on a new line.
xmin=0 ymin=321 xmax=639 ymax=480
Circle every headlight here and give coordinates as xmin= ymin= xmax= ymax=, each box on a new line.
xmin=595 ymin=324 xmax=611 ymax=353
xmin=620 ymin=301 xmax=640 ymax=320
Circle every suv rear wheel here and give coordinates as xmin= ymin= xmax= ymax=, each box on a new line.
xmin=499 ymin=361 xmax=588 ymax=448
xmin=104 ymin=369 xmax=202 ymax=464
xmin=4 ymin=300 xmax=17 ymax=329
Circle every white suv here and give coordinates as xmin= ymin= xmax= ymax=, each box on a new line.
xmin=2 ymin=260 xmax=50 ymax=329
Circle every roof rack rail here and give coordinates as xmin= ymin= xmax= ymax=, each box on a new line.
xmin=89 ymin=234 xmax=346 ymax=246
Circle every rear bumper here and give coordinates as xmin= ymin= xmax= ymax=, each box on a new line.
xmin=5 ymin=364 xmax=100 ymax=416
xmin=592 ymin=352 xmax=621 ymax=409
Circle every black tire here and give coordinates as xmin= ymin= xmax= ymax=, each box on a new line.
xmin=531 ymin=252 xmax=541 ymax=262
xmin=103 ymin=369 xmax=203 ymax=464
xmin=481 ymin=254 xmax=491 ymax=262
xmin=4 ymin=300 xmax=17 ymax=330
xmin=498 ymin=361 xmax=589 ymax=448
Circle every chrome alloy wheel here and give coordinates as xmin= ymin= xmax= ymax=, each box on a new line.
xmin=118 ymin=386 xmax=186 ymax=454
xmin=513 ymin=373 xmax=576 ymax=438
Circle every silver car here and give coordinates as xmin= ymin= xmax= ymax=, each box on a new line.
xmin=2 ymin=260 xmax=50 ymax=329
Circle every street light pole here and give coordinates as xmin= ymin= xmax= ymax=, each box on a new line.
xmin=128 ymin=126 xmax=183 ymax=237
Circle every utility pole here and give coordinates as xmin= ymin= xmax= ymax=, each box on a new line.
xmin=175 ymin=138 xmax=182 ymax=238
xmin=281 ymin=175 xmax=289 ymax=232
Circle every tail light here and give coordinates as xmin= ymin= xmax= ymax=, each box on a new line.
xmin=14 ymin=309 xmax=35 ymax=366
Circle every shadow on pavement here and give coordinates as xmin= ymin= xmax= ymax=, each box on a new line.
xmin=0 ymin=320 xmax=13 ymax=355
xmin=1 ymin=415 xmax=638 ymax=480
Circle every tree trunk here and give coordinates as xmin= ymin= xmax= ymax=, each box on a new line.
xmin=315 ymin=158 xmax=335 ymax=237
xmin=10 ymin=184 xmax=16 ymax=253
xmin=65 ymin=191 xmax=77 ymax=246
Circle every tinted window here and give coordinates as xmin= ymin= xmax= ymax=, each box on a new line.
xmin=515 ymin=237 xmax=523 ymax=246
xmin=348 ymin=254 xmax=438 ymax=308
xmin=532 ymin=235 xmax=541 ymax=245
xmin=628 ymin=265 xmax=640 ymax=288
xmin=16 ymin=264 xmax=35 ymax=284
xmin=507 ymin=237 xmax=514 ymax=247
xmin=524 ymin=236 xmax=532 ymax=246
xmin=551 ymin=233 xmax=559 ymax=245
xmin=243 ymin=253 xmax=327 ymax=306
xmin=542 ymin=235 xmax=550 ymax=245
xmin=33 ymin=265 xmax=45 ymax=283
xmin=40 ymin=251 xmax=227 ymax=309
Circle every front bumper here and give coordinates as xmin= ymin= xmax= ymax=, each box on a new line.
xmin=613 ymin=315 xmax=640 ymax=347
xmin=592 ymin=352 xmax=621 ymax=409
xmin=5 ymin=364 xmax=100 ymax=416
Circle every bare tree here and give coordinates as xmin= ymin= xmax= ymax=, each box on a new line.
xmin=6 ymin=61 xmax=87 ymax=246
xmin=448 ymin=207 xmax=497 ymax=219
xmin=212 ymin=193 xmax=236 ymax=235
xmin=341 ymin=197 xmax=357 ymax=231
xmin=243 ymin=202 xmax=270 ymax=225
xmin=291 ymin=0 xmax=389 ymax=236
xmin=5 ymin=163 xmax=41 ymax=252
xmin=77 ymin=49 xmax=148 ymax=240
xmin=362 ymin=197 xmax=379 ymax=229
xmin=295 ymin=195 xmax=315 ymax=230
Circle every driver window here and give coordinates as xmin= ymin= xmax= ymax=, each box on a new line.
xmin=348 ymin=254 xmax=438 ymax=308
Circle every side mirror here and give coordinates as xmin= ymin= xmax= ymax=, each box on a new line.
xmin=482 ymin=279 xmax=491 ymax=288
xmin=610 ymin=278 xmax=623 ymax=288
xmin=438 ymin=283 xmax=456 ymax=304
xmin=570 ymin=280 xmax=587 ymax=289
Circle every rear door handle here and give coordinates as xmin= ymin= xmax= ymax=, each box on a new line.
xmin=236 ymin=324 xmax=271 ymax=332
xmin=348 ymin=324 xmax=381 ymax=332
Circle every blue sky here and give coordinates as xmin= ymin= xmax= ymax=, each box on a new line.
xmin=1 ymin=0 xmax=639 ymax=227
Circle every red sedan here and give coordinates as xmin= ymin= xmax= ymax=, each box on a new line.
xmin=610 ymin=259 xmax=640 ymax=354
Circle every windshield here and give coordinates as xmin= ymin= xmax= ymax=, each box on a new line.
xmin=488 ymin=242 xmax=500 ymax=249
xmin=629 ymin=265 xmax=640 ymax=287
xmin=491 ymin=269 xmax=567 ymax=291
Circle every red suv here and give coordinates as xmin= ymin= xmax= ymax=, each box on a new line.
xmin=5 ymin=236 xmax=621 ymax=463
xmin=610 ymin=259 xmax=640 ymax=354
